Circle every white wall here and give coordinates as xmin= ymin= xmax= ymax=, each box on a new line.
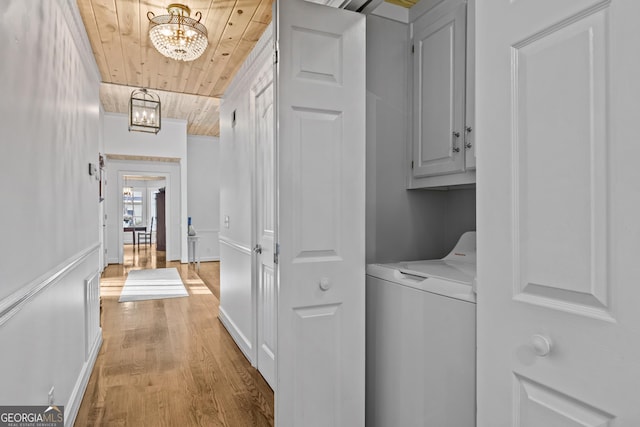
xmin=187 ymin=135 xmax=220 ymax=261
xmin=366 ymin=14 xmax=447 ymax=263
xmin=0 ymin=0 xmax=102 ymax=424
xmin=444 ymin=188 xmax=476 ymax=252
xmin=366 ymin=14 xmax=477 ymax=263
xmin=102 ymin=113 xmax=188 ymax=262
xmin=218 ymin=24 xmax=274 ymax=364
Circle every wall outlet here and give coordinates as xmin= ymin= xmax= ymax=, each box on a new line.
xmin=48 ymin=386 xmax=55 ymax=405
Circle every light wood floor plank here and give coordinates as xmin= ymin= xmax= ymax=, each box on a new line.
xmin=74 ymin=245 xmax=274 ymax=426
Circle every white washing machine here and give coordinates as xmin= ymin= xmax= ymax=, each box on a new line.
xmin=366 ymin=231 xmax=476 ymax=427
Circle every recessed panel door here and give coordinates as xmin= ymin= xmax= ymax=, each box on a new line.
xmin=275 ymin=1 xmax=366 ymax=425
xmin=253 ymin=61 xmax=276 ymax=390
xmin=477 ymin=0 xmax=640 ymax=425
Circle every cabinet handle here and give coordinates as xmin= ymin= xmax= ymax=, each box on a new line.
xmin=465 ymin=126 xmax=473 ymax=149
xmin=452 ymin=131 xmax=461 ymax=152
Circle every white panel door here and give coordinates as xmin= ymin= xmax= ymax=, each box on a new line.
xmin=253 ymin=61 xmax=277 ymax=390
xmin=412 ymin=1 xmax=466 ymax=177
xmin=477 ymin=0 xmax=640 ymax=425
xmin=275 ymin=1 xmax=365 ymax=426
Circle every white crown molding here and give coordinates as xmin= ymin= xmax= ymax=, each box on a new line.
xmin=223 ymin=22 xmax=274 ymax=100
xmin=59 ymin=0 xmax=101 ymax=82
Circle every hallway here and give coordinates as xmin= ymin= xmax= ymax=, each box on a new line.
xmin=74 ymin=245 xmax=274 ymax=426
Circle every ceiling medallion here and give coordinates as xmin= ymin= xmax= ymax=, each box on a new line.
xmin=147 ymin=3 xmax=208 ymax=62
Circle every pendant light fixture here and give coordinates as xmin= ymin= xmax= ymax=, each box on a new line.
xmin=129 ymin=88 xmax=161 ymax=134
xmin=147 ymin=3 xmax=209 ymax=62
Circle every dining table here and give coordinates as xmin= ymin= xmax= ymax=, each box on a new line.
xmin=123 ymin=226 xmax=146 ymax=246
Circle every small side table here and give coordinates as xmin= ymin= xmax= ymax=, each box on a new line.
xmin=187 ymin=235 xmax=200 ymax=270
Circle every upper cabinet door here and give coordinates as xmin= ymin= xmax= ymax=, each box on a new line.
xmin=412 ymin=2 xmax=466 ymax=178
xmin=477 ymin=0 xmax=640 ymax=425
xmin=275 ymin=0 xmax=366 ymax=426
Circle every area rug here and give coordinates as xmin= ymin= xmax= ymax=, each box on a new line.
xmin=119 ymin=268 xmax=189 ymax=302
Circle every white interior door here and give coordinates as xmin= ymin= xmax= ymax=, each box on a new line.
xmin=253 ymin=60 xmax=276 ymax=390
xmin=275 ymin=1 xmax=366 ymax=425
xmin=477 ymin=0 xmax=640 ymax=425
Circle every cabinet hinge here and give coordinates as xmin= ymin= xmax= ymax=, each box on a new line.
xmin=273 ymin=50 xmax=279 ymax=64
xmin=411 ymin=44 xmax=414 ymax=54
xmin=274 ymin=243 xmax=280 ymax=264
xmin=411 ymin=161 xmax=414 ymax=169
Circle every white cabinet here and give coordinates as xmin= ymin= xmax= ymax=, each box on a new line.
xmin=409 ymin=0 xmax=475 ymax=188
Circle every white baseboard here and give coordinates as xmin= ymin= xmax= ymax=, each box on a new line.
xmin=65 ymin=331 xmax=102 ymax=427
xmin=200 ymin=256 xmax=220 ymax=262
xmin=218 ymin=306 xmax=255 ymax=366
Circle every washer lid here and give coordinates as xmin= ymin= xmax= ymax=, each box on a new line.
xmin=389 ymin=260 xmax=475 ymax=285
xmin=366 ymin=263 xmax=476 ymax=303
xmin=387 ymin=231 xmax=477 ymax=285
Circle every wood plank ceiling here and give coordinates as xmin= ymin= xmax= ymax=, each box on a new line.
xmin=99 ymin=83 xmax=221 ymax=136
xmin=77 ymin=0 xmax=273 ymax=136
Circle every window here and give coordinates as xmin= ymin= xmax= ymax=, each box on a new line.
xmin=123 ymin=187 xmax=143 ymax=226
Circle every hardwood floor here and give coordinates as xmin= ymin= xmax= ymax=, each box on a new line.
xmin=74 ymin=245 xmax=274 ymax=426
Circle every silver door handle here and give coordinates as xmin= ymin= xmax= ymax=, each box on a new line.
xmin=253 ymin=244 xmax=262 ymax=254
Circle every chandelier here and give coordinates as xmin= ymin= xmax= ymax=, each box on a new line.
xmin=129 ymin=88 xmax=161 ymax=134
xmin=147 ymin=4 xmax=208 ymax=62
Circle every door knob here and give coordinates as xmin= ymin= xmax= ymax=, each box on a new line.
xmin=319 ymin=278 xmax=331 ymax=291
xmin=531 ymin=334 xmax=552 ymax=357
xmin=253 ymin=244 xmax=262 ymax=254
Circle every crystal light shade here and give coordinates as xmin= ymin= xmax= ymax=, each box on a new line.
xmin=129 ymin=88 xmax=161 ymax=134
xmin=147 ymin=4 xmax=208 ymax=62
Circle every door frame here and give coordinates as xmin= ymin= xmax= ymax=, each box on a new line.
xmin=116 ymin=170 xmax=171 ymax=264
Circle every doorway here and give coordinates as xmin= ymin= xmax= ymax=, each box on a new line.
xmin=118 ymin=172 xmax=169 ymax=264
xmin=104 ymin=156 xmax=183 ymax=266
xmin=121 ymin=174 xmax=166 ymax=259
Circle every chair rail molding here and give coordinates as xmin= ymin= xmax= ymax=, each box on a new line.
xmin=219 ymin=235 xmax=252 ymax=256
xmin=0 ymin=243 xmax=101 ymax=327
